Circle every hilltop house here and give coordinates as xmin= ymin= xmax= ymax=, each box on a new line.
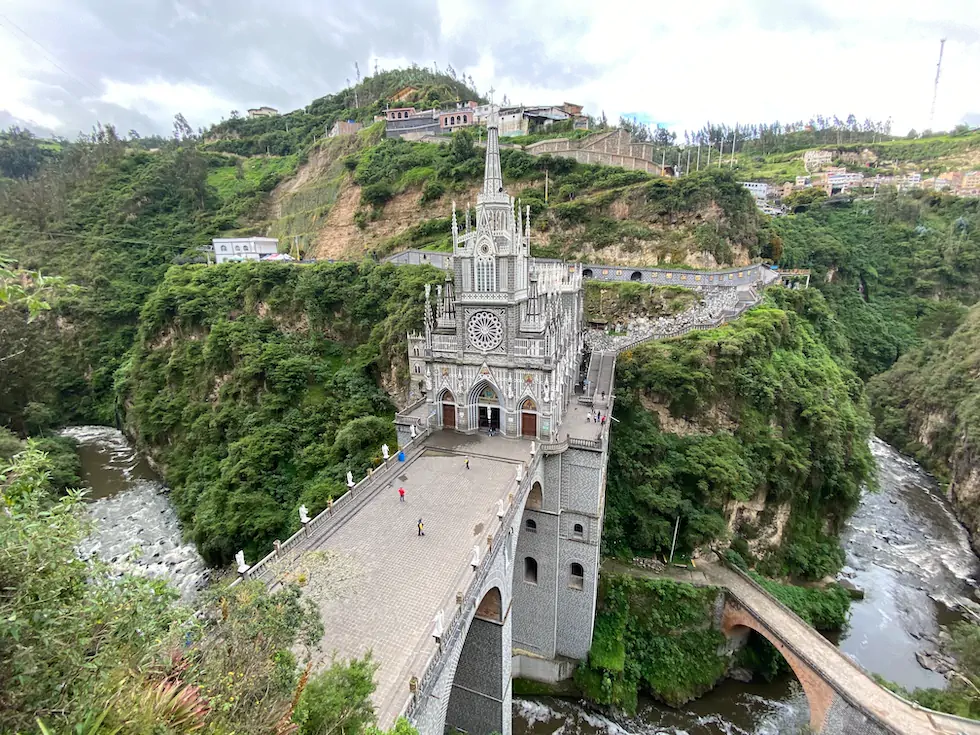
xmin=212 ymin=237 xmax=279 ymax=264
xmin=247 ymin=107 xmax=278 ymax=118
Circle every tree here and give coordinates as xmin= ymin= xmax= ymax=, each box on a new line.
xmin=618 ymin=116 xmax=650 ymax=142
xmin=0 ymin=126 xmax=46 ymax=179
xmin=0 ymin=254 xmax=76 ymax=321
xmin=449 ymin=128 xmax=476 ymax=164
xmin=653 ymin=126 xmax=676 ymax=147
xmin=783 ymin=187 xmax=829 ymax=212
xmin=173 ymin=112 xmax=194 ymax=142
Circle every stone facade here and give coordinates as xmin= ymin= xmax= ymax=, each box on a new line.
xmin=406 ymin=110 xmax=584 ymax=442
xmin=525 ymin=129 xmax=668 ymax=176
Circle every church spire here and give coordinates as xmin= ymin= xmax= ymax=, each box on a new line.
xmin=482 ymin=106 xmax=503 ymax=197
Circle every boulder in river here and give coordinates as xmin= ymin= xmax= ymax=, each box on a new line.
xmin=837 ymin=578 xmax=866 ymax=600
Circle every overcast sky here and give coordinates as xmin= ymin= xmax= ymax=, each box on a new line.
xmin=2 ymin=0 xmax=978 ymax=140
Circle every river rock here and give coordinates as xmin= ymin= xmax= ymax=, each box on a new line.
xmin=837 ymin=579 xmax=866 ymax=599
xmin=728 ymin=667 xmax=753 ymax=683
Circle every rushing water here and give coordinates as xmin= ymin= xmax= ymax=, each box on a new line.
xmin=62 ymin=426 xmax=207 ymax=599
xmin=514 ymin=437 xmax=980 ymax=734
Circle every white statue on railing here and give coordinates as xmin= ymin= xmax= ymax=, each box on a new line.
xmin=410 ymin=424 xmax=417 ymax=439
xmin=235 ymin=550 xmax=248 ymax=574
xmin=299 ymin=505 xmax=310 ymax=525
xmin=471 ymin=545 xmax=480 ymax=568
xmin=516 ymin=464 xmax=523 ymax=482
xmin=346 ymin=470 xmax=355 ymax=488
xmin=432 ymin=610 xmax=444 ymax=639
xmin=382 ymin=444 xmax=390 ymax=460
xmin=497 ymin=499 xmax=504 ymax=518
xmin=530 ymin=440 xmax=536 ymax=456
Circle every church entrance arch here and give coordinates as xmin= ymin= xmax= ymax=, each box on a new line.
xmin=520 ymin=397 xmax=538 ymax=438
xmin=440 ymin=389 xmax=457 ymax=430
xmin=470 ymin=381 xmax=501 ymax=433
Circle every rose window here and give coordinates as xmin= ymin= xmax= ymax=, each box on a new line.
xmin=467 ymin=311 xmax=503 ymax=351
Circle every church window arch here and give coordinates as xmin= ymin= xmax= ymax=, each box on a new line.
xmin=573 ymin=522 xmax=584 ymax=539
xmin=524 ymin=557 xmax=538 ymax=585
xmin=525 ymin=518 xmax=537 ymax=533
xmin=569 ymin=562 xmax=584 ymax=590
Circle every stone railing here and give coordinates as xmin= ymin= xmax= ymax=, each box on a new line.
xmin=231 ymin=427 xmax=433 ymax=588
xmin=403 ymin=450 xmax=543 ymax=724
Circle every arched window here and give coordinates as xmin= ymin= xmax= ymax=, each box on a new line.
xmin=569 ymin=563 xmax=584 ymax=590
xmin=525 ymin=518 xmax=537 ymax=533
xmin=524 ymin=557 xmax=538 ymax=585
xmin=413 ymin=346 xmax=420 ymax=356
xmin=573 ymin=523 xmax=584 ymax=539
xmin=414 ymin=364 xmax=421 ymax=374
xmin=220 ymin=245 xmax=227 ymax=252
xmin=527 ymin=482 xmax=542 ymax=511
xmin=463 ymin=114 xmax=468 ymax=123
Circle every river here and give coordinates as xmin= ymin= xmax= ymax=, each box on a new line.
xmin=514 ymin=437 xmax=980 ymax=735
xmin=63 ymin=426 xmax=207 ymax=600
xmin=65 ymin=428 xmax=979 ymax=733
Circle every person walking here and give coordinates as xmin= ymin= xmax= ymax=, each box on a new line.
xmin=417 ymin=518 xmax=425 ymax=536
xmin=465 ymin=456 xmax=470 ymax=470
xmin=601 ymin=415 xmax=607 ymax=426
xmin=398 ymin=487 xmax=405 ymax=502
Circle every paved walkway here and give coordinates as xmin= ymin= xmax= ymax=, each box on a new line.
xmin=296 ymin=447 xmax=521 ymax=727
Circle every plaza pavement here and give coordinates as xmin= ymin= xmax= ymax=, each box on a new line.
xmin=299 ymin=442 xmax=523 ymax=726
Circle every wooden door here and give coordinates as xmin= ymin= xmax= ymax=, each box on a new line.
xmin=521 ymin=412 xmax=537 ymax=438
xmin=442 ymin=403 xmax=456 ymax=429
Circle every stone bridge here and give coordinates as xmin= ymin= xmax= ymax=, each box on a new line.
xmin=710 ymin=564 xmax=980 ymax=735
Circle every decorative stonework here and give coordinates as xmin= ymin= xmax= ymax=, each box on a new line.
xmin=467 ymin=311 xmax=503 ymax=351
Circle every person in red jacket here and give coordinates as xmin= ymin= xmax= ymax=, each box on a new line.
xmin=399 ymin=487 xmax=405 ymax=502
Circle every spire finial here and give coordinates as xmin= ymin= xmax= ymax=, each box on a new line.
xmin=482 ymin=103 xmax=503 ymax=197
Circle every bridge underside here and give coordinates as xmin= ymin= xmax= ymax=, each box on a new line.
xmin=294 ymin=438 xmax=525 ymax=727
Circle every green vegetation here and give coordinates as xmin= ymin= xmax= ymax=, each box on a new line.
xmin=1 ymin=442 xmax=412 ymax=735
xmin=774 ymin=192 xmax=980 ymax=379
xmin=583 ymin=281 xmax=698 ymax=323
xmin=607 ymin=288 xmax=874 ymax=580
xmin=204 ymin=68 xmax=482 ymax=158
xmin=576 ymin=575 xmax=728 ymax=709
xmin=120 ymin=261 xmax=443 ymax=565
xmin=868 ymin=302 xmax=980 ymax=560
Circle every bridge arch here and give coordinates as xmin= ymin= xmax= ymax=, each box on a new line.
xmin=722 ymin=602 xmax=830 ymax=732
xmin=582 ymin=268 xmax=593 ymax=279
xmin=630 ymin=270 xmax=643 ymax=281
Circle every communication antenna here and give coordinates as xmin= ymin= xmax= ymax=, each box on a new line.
xmin=930 ymin=38 xmax=946 ymax=128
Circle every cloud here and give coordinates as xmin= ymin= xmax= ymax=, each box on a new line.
xmin=1 ymin=0 xmax=978 ymax=139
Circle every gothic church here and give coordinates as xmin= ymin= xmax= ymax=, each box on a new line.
xmin=407 ymin=110 xmax=584 ymax=440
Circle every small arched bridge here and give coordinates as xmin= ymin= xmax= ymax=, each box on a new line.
xmin=706 ymin=564 xmax=980 ymax=735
